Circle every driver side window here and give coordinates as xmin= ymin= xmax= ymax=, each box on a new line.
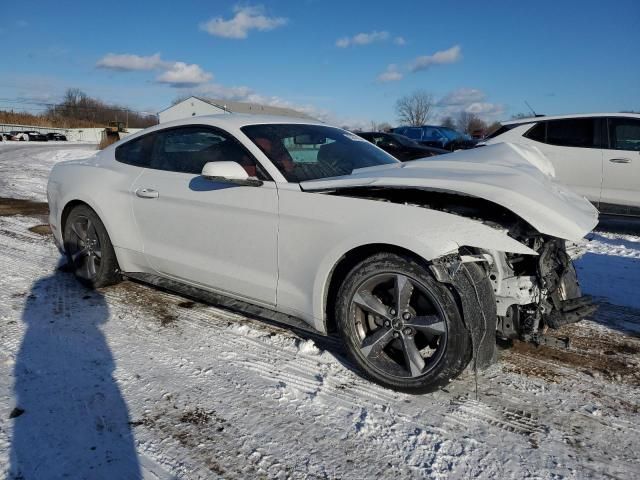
xmin=150 ymin=126 xmax=268 ymax=178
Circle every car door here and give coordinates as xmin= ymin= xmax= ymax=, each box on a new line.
xmin=600 ymin=117 xmax=640 ymax=215
xmin=130 ymin=125 xmax=279 ymax=306
xmin=521 ymin=118 xmax=603 ymax=203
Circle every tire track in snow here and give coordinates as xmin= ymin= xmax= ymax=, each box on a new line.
xmin=1 ymin=213 xmax=640 ymax=479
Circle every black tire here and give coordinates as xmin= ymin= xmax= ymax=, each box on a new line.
xmin=63 ymin=205 xmax=120 ymax=288
xmin=335 ymin=252 xmax=471 ymax=394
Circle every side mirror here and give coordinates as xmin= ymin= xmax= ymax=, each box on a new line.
xmin=201 ymin=161 xmax=263 ymax=187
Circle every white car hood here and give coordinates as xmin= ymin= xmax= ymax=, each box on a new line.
xmin=300 ymin=143 xmax=598 ymax=241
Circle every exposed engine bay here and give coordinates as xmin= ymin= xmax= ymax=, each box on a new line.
xmin=485 ymin=238 xmax=597 ymax=343
xmin=328 ymin=186 xmax=598 ymax=347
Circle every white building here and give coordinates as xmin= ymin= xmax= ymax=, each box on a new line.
xmin=158 ymin=96 xmax=315 ymax=123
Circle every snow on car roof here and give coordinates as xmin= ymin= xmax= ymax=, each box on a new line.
xmin=502 ymin=112 xmax=640 ymax=125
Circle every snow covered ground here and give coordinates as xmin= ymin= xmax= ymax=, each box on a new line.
xmin=0 ymin=143 xmax=97 ymax=202
xmin=0 ymin=145 xmax=638 ymax=479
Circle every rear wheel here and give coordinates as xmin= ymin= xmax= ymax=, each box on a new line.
xmin=63 ymin=205 xmax=120 ymax=288
xmin=335 ymin=253 xmax=471 ymax=393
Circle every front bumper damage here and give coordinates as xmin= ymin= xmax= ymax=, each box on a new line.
xmin=430 ymin=254 xmax=498 ymax=370
xmin=431 ymin=238 xmax=597 ymax=365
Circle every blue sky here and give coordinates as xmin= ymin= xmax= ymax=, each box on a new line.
xmin=0 ymin=0 xmax=638 ymax=127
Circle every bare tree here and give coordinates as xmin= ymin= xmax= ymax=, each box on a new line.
xmin=440 ymin=116 xmax=456 ymax=129
xmin=485 ymin=121 xmax=502 ymax=137
xmin=395 ymin=90 xmax=434 ymax=126
xmin=456 ymin=111 xmax=487 ymax=137
xmin=378 ymin=122 xmax=392 ymax=132
xmin=45 ymin=88 xmax=157 ymax=128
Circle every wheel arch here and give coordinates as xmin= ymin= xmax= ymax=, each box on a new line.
xmin=322 ymin=243 xmax=433 ymax=334
xmin=59 ymin=198 xmax=120 ymax=260
xmin=60 ymin=199 xmax=90 ymax=233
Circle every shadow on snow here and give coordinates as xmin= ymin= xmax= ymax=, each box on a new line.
xmin=8 ymin=269 xmax=141 ymax=479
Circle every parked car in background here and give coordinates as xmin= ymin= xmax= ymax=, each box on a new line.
xmin=46 ymin=132 xmax=68 ymax=141
xmin=393 ymin=125 xmax=477 ymax=151
xmin=22 ymin=131 xmax=48 ymax=141
xmin=356 ymin=131 xmax=448 ymax=161
xmin=484 ymin=113 xmax=640 ymax=216
xmin=6 ymin=131 xmax=23 ymax=141
xmin=48 ymin=114 xmax=598 ymax=393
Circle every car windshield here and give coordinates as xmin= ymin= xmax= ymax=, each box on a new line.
xmin=440 ymin=127 xmax=472 ymax=141
xmin=439 ymin=127 xmax=463 ymax=140
xmin=242 ymin=124 xmax=399 ymax=182
xmin=388 ymin=133 xmax=418 ymax=147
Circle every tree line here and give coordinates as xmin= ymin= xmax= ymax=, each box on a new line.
xmin=0 ymin=88 xmax=158 ymax=129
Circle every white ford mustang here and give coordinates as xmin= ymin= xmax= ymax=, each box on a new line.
xmin=47 ymin=114 xmax=599 ymax=393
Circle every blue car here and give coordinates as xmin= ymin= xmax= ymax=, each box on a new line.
xmin=393 ymin=125 xmax=477 ymax=151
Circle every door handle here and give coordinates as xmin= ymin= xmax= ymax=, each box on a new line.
xmin=135 ymin=188 xmax=159 ymax=199
xmin=609 ymin=158 xmax=631 ymax=164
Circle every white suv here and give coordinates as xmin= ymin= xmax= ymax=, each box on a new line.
xmin=485 ymin=113 xmax=640 ymax=216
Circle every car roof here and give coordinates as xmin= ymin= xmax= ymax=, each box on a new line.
xmin=110 ymin=113 xmax=330 ymax=149
xmin=150 ymin=113 xmax=326 ymax=131
xmin=503 ymin=112 xmax=640 ymax=126
xmin=396 ymin=125 xmax=445 ymax=129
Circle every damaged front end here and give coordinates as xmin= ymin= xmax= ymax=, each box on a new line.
xmin=492 ymin=238 xmax=597 ymax=347
xmin=433 ymin=236 xmax=597 ymax=355
xmin=310 ymin=175 xmax=598 ymax=358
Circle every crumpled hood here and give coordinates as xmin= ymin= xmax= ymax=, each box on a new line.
xmin=300 ymin=143 xmax=598 ymax=241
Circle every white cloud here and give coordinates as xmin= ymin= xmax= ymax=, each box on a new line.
xmin=96 ymin=52 xmax=213 ymax=87
xmin=376 ymin=64 xmax=403 ymax=83
xmin=464 ymin=102 xmax=505 ymax=117
xmin=181 ymin=82 xmax=331 ymax=122
xmin=200 ymin=5 xmax=287 ymax=39
xmin=437 ymin=88 xmax=485 ymax=106
xmin=410 ymin=45 xmax=462 ymax=72
xmin=97 ymin=53 xmax=166 ymax=71
xmin=393 ymin=36 xmax=406 ymax=46
xmin=434 ymin=88 xmax=505 ymax=122
xmin=193 ymin=83 xmax=251 ymax=99
xmin=156 ymin=62 xmax=213 ymax=87
xmin=336 ymin=30 xmax=389 ymax=48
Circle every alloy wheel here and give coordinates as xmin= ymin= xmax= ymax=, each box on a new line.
xmin=67 ymin=215 xmax=102 ymax=280
xmin=349 ymin=273 xmax=448 ymax=378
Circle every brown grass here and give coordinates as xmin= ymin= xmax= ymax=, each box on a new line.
xmin=28 ymin=224 xmax=52 ymax=235
xmin=0 ymin=197 xmax=49 ymax=216
xmin=0 ymin=110 xmax=103 ymax=129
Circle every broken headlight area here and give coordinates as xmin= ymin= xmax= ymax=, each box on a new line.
xmin=493 ymin=237 xmax=597 ymax=345
xmin=432 ymin=237 xmax=597 ymax=350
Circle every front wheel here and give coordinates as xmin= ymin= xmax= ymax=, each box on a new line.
xmin=63 ymin=205 xmax=121 ymax=288
xmin=335 ymin=253 xmax=471 ymax=394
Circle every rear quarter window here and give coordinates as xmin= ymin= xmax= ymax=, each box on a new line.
xmin=115 ymin=134 xmax=155 ymax=167
xmin=523 ymin=122 xmax=546 ymax=142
